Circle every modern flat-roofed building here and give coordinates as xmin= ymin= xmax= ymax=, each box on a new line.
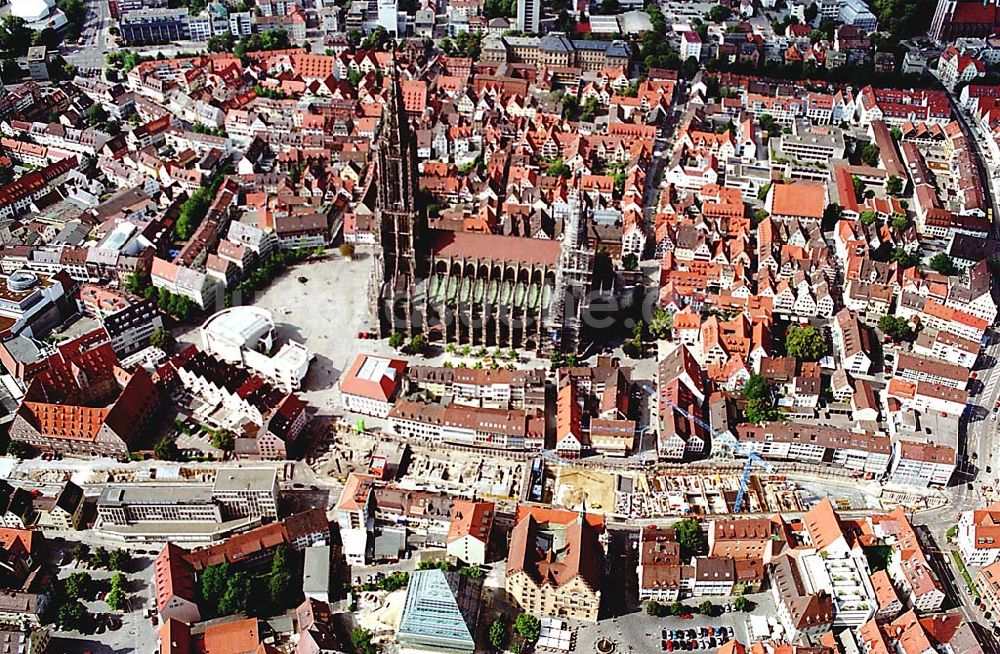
xmin=211 ymin=467 xmax=279 ymax=520
xmin=119 ymin=8 xmax=189 ymax=44
xmin=102 ymin=298 xmax=163 ymax=357
xmin=97 ymin=485 xmax=221 ymax=526
xmin=302 ymin=545 xmax=331 ymax=602
xmin=96 ymin=468 xmax=279 ymax=537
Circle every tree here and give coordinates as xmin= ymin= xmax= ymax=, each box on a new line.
xmin=0 ymin=59 xmax=21 ymax=84
xmin=108 ymin=549 xmax=129 ymax=571
xmin=742 ymin=373 xmax=769 ymax=401
xmin=207 ymin=33 xmax=235 ymax=52
xmin=649 ymin=309 xmax=674 ymax=340
xmin=124 ymin=272 xmax=148 ymax=295
xmin=852 ymin=175 xmax=865 ymax=201
xmin=86 ymin=104 xmax=108 ymax=128
xmin=891 ymin=213 xmax=909 ymax=230
xmin=929 ymin=253 xmax=957 ymax=276
xmin=64 ymin=572 xmax=91 ymax=599
xmin=71 ymin=543 xmax=89 ymax=563
xmin=733 ymin=595 xmax=750 ymax=612
xmin=218 ymin=571 xmax=251 ymax=615
xmin=154 ymin=436 xmax=182 ymax=461
xmin=822 ymin=203 xmax=843 ymax=230
xmin=388 ymin=331 xmax=404 ymax=349
xmin=878 ymin=315 xmax=913 ymax=342
xmin=211 ymin=431 xmax=234 ymax=451
xmin=57 ymin=600 xmax=87 ymax=632
xmin=860 ymin=142 xmax=880 ymax=167
xmin=886 ymin=174 xmax=903 ymax=196
xmin=361 ymin=26 xmax=390 ymax=50
xmin=514 ymin=613 xmax=541 ymax=642
xmin=669 ymin=601 xmax=685 ymax=616
xmin=809 ymin=29 xmax=825 ymax=43
xmin=339 ymin=243 xmax=356 ymax=259
xmin=33 ymin=27 xmax=61 ymax=50
xmin=57 ymin=0 xmax=88 ymax=39
xmin=758 ymin=113 xmax=775 ymax=134
xmin=673 ymin=518 xmax=705 ymax=559
xmin=106 ymin=585 xmax=126 ymax=611
xmin=623 ymin=253 xmax=638 ymax=270
xmin=489 ymin=619 xmax=508 ymax=650
xmin=580 ymin=96 xmax=601 ymax=121
xmin=352 ymin=628 xmax=377 ymax=654
xmin=707 ymin=4 xmax=731 ymax=21
xmin=890 ymin=126 xmax=902 ymax=142
xmin=698 ymin=600 xmax=714 ymax=616
xmin=408 ymin=333 xmax=428 ymax=355
xmin=91 ymin=547 xmax=111 ymax=569
xmin=546 ymin=158 xmax=570 ymax=178
xmin=200 ymin=563 xmax=230 ymax=606
xmin=175 ymin=187 xmax=212 ymax=240
xmin=786 ymin=325 xmax=828 ymax=361
xmin=804 ymin=2 xmax=818 ymax=22
xmin=0 ymin=17 xmax=33 ymax=57
xmin=859 ymin=210 xmax=877 ymax=225
xmin=742 ymin=373 xmax=778 ymax=424
xmin=268 ymin=571 xmax=295 ymax=609
xmin=149 ymin=327 xmax=175 ymax=353
xmin=892 ymin=248 xmax=920 ymax=269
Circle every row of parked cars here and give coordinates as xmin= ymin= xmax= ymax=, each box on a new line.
xmin=661 ymin=626 xmax=734 ymax=651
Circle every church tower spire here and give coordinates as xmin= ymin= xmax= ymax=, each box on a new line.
xmin=369 ymin=52 xmax=424 ymax=337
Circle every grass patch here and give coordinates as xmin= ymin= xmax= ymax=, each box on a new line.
xmin=951 ymin=550 xmax=980 ymax=598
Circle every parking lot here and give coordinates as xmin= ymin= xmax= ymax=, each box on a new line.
xmin=49 ymin=550 xmax=159 ymax=653
xmin=575 ymin=594 xmax=766 ymax=654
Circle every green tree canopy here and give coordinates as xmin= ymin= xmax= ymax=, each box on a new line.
xmin=892 ymin=248 xmax=920 ymax=269
xmin=1 ymin=17 xmax=33 ymax=57
xmin=929 ymin=253 xmax=957 ymax=276
xmin=878 ymin=315 xmax=913 ymax=342
xmin=514 ymin=613 xmax=541 ymax=642
xmin=673 ymin=518 xmax=706 ymax=559
xmin=786 ymin=325 xmax=829 ymax=361
xmin=57 ymin=600 xmax=87 ymax=631
xmin=489 ymin=620 xmax=508 ymax=650
xmin=108 ymin=549 xmax=129 ymax=571
xmin=707 ymin=4 xmax=731 ymax=21
xmin=860 ymin=142 xmax=880 ymax=167
xmin=64 ymin=572 xmax=91 ymax=599
xmin=149 ymin=327 xmax=175 ymax=353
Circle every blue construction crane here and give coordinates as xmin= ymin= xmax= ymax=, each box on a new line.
xmin=662 ymin=399 xmax=774 ymax=513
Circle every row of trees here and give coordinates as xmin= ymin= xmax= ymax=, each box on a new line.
xmin=647 ymin=596 xmax=751 ymax=618
xmin=389 ymin=332 xmax=428 ymax=356
xmin=72 ymin=544 xmax=130 ymax=571
xmin=234 ymin=246 xmax=323 ymax=298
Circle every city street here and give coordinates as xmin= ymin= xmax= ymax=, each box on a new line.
xmin=63 ymin=0 xmax=112 ymax=72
